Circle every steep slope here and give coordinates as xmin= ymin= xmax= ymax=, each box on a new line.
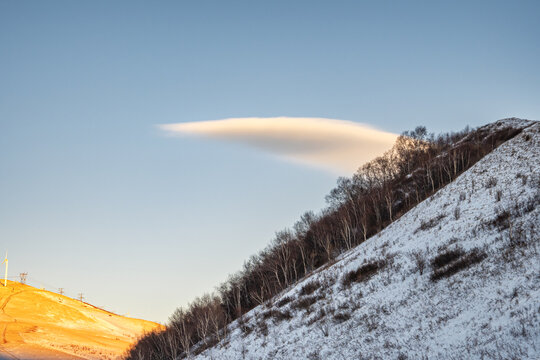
xmin=0 ymin=281 xmax=162 ymax=360
xmin=194 ymin=121 xmax=540 ymax=359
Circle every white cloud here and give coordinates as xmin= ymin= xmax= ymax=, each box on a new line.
xmin=159 ymin=117 xmax=397 ymax=174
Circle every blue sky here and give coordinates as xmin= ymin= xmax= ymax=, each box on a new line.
xmin=1 ymin=0 xmax=539 ymax=322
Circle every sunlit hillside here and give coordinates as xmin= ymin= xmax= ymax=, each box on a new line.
xmin=0 ymin=281 xmax=162 ymax=360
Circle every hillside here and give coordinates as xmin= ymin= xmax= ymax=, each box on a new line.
xmin=0 ymin=281 xmax=162 ymax=360
xmin=190 ymin=120 xmax=540 ymax=359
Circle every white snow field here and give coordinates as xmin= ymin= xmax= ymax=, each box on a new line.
xmin=195 ymin=120 xmax=540 ymax=360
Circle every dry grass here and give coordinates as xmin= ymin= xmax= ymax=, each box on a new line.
xmin=415 ymin=213 xmax=447 ymax=232
xmin=292 ymin=295 xmax=320 ymax=312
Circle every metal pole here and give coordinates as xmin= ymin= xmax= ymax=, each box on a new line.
xmin=3 ymin=252 xmax=7 ymax=287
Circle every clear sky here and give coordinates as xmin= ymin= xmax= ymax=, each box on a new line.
xmin=1 ymin=0 xmax=539 ymax=323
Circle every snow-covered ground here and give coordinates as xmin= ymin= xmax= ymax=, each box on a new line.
xmin=195 ymin=121 xmax=540 ymax=360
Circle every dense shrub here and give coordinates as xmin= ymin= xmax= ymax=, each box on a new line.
xmin=299 ymin=281 xmax=321 ymax=296
xmin=416 ymin=213 xmax=447 ymax=232
xmin=292 ymin=295 xmax=319 ymax=311
xmin=430 ymin=247 xmax=465 ymax=269
xmin=273 ymin=309 xmax=293 ymax=321
xmin=307 ymin=308 xmax=327 ymax=325
xmin=490 ymin=207 xmax=511 ymax=230
xmin=261 ymin=309 xmax=292 ymax=322
xmin=276 ymin=296 xmax=293 ymax=308
xmin=333 ymin=312 xmax=351 ymax=323
xmin=430 ymin=248 xmax=486 ymax=281
xmin=341 ymin=260 xmax=386 ymax=287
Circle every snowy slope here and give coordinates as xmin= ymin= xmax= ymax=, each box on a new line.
xmin=195 ymin=121 xmax=540 ymax=360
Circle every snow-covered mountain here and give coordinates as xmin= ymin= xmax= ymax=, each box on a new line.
xmin=194 ymin=120 xmax=540 ymax=360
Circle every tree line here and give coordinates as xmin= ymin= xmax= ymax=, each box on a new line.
xmin=125 ymin=123 xmax=523 ymax=360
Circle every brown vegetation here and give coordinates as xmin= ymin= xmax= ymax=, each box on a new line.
xmin=341 ymin=260 xmax=386 ymax=287
xmin=430 ymin=247 xmax=487 ymax=281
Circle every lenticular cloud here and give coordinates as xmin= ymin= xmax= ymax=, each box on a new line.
xmin=159 ymin=117 xmax=397 ymax=174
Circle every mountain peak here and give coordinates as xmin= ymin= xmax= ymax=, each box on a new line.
xmin=189 ymin=122 xmax=540 ymax=359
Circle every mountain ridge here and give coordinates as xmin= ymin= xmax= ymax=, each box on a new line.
xmin=0 ymin=280 xmax=162 ymax=360
xmin=190 ymin=119 xmax=539 ymax=359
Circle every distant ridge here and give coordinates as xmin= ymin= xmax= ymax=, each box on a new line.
xmin=0 ymin=280 xmax=162 ymax=360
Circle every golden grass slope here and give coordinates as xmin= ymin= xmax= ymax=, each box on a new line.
xmin=0 ymin=280 xmax=162 ymax=360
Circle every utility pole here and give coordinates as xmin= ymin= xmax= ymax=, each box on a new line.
xmin=58 ymin=288 xmax=64 ymax=295
xmin=78 ymin=293 xmax=84 ymax=302
xmin=19 ymin=272 xmax=28 ymax=284
xmin=2 ymin=252 xmax=7 ymax=287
